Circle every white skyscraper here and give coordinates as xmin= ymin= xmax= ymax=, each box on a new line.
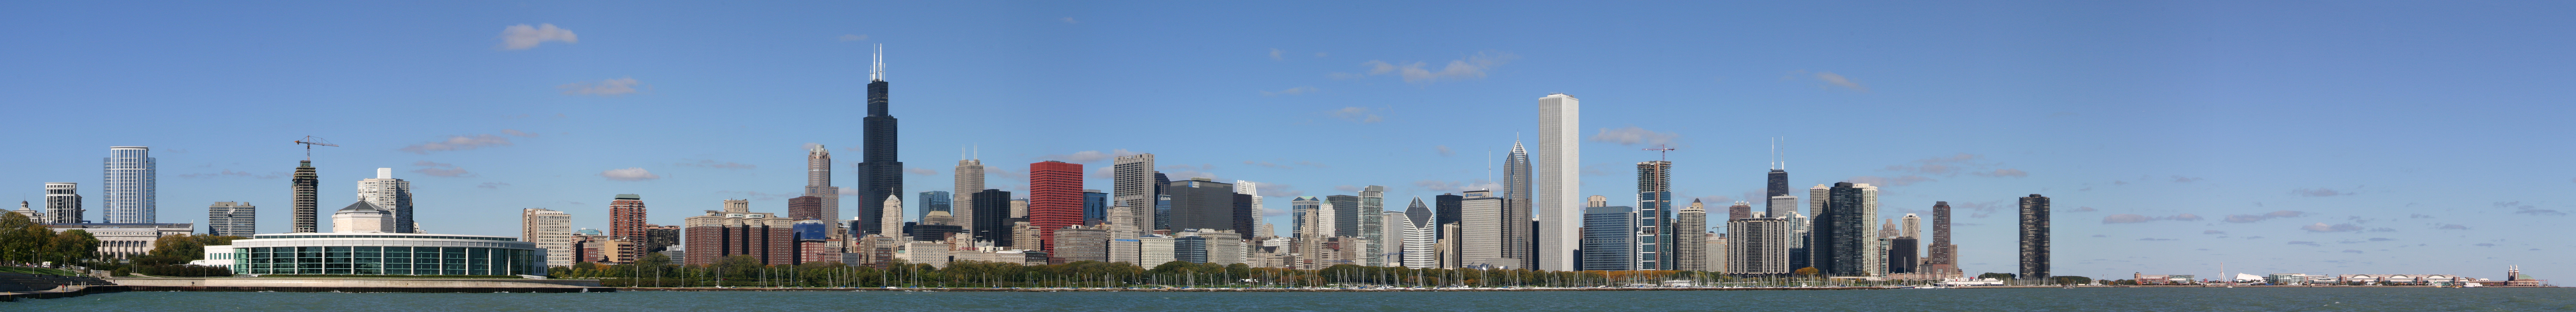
xmin=1401 ymin=212 xmax=1438 ymax=268
xmin=103 ymin=146 xmax=155 ymax=223
xmin=356 ymin=168 xmax=415 ymax=233
xmin=806 ymin=145 xmax=842 ymax=224
xmin=1458 ymin=190 xmax=1515 ymax=268
xmin=1535 ymin=93 xmax=1580 ymax=271
xmin=1377 ymin=210 xmax=1407 ymax=266
xmin=954 ymin=156 xmax=984 ymax=234
xmin=522 ymin=208 xmax=574 ymax=267
xmin=1112 ymin=154 xmax=1157 ymax=233
xmin=1858 ymin=183 xmax=1882 ymax=276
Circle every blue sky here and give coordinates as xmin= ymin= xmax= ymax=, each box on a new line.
xmin=4 ymin=1 xmax=2570 ymax=280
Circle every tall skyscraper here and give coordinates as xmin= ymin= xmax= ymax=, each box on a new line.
xmin=1534 ymin=93 xmax=1580 ymax=271
xmin=1434 ymin=193 xmax=1462 ymax=239
xmin=292 ymin=160 xmax=318 ymax=233
xmin=1811 ymin=182 xmax=1869 ymax=276
xmin=523 ymin=208 xmax=574 ymax=267
xmin=1502 ymin=142 xmax=1537 ymax=270
xmin=954 ymin=156 xmax=984 ymax=233
xmin=970 ymin=189 xmax=1011 ymax=242
xmin=609 ymin=194 xmax=647 ymax=241
xmin=1579 ymin=205 xmax=1634 ymax=271
xmin=1325 ymin=195 xmax=1361 ymax=237
xmin=1920 ymin=202 xmax=1959 ymax=278
xmin=805 ymin=144 xmax=841 ymax=223
xmin=43 ymin=182 xmax=82 ymax=224
xmin=357 ymin=168 xmax=414 ymax=233
xmin=1357 ymin=185 xmax=1386 ymax=266
xmin=1403 ymin=197 xmax=1431 ymax=229
xmin=1028 ymin=161 xmax=1084 ymax=250
xmin=1112 ymin=154 xmax=1157 ymax=234
xmin=2019 ymin=194 xmax=2051 ymax=281
xmin=1400 ymin=211 xmax=1437 ymax=269
xmin=103 ymin=146 xmax=155 ymax=223
xmin=853 ymin=47 xmax=903 ymax=236
xmin=1634 ymin=160 xmax=1674 ymax=270
xmin=1901 ymin=213 xmax=1921 ymax=239
xmin=207 ymin=202 xmax=255 ymax=236
xmin=1675 ymin=203 xmax=1710 ymax=271
xmin=1766 ymin=139 xmax=1791 ymax=217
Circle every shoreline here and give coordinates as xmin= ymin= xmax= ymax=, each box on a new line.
xmin=618 ymin=286 xmax=1896 ymax=292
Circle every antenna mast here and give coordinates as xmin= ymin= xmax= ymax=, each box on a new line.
xmin=292 ymin=136 xmax=339 ymax=161
xmin=869 ymin=44 xmax=884 ymax=82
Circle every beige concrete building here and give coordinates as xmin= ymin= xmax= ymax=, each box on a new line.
xmin=521 ymin=208 xmax=573 ymax=267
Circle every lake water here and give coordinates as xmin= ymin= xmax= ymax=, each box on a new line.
xmin=14 ymin=287 xmax=2570 ymax=311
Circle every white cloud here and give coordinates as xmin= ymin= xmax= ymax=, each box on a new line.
xmin=1358 ymin=51 xmax=1517 ymax=84
xmin=2224 ymin=210 xmax=2305 ymax=223
xmin=1260 ymin=86 xmax=1317 ymax=96
xmin=409 ymin=160 xmax=474 ymax=177
xmin=560 ymin=77 xmax=640 ymax=96
xmin=399 ymin=134 xmax=514 ymax=154
xmin=2302 ymin=223 xmax=2364 ymax=232
xmin=1589 ymin=126 xmax=1678 ymax=146
xmin=1060 ymin=17 xmax=1078 ymax=24
xmin=1330 ymin=107 xmax=1383 ymax=123
xmin=600 ymin=167 xmax=661 ymax=181
xmin=1435 ymin=145 xmax=1455 ymax=157
xmin=839 ymin=34 xmax=868 ymax=41
xmin=498 ymin=24 xmax=577 ymax=50
xmin=1269 ymin=48 xmax=1284 ymax=61
xmin=1813 ymin=71 xmax=1866 ymax=92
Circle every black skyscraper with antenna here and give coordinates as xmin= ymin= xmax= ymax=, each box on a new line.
xmin=855 ymin=45 xmax=902 ymax=235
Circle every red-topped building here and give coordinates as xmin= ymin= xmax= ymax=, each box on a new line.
xmin=1028 ymin=161 xmax=1085 ymax=251
xmin=608 ymin=194 xmax=648 ymax=241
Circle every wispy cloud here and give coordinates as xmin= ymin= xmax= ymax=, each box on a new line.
xmin=2223 ymin=210 xmax=2306 ymax=223
xmin=600 ymin=167 xmax=661 ymax=181
xmin=839 ymin=34 xmax=869 ymax=41
xmin=1060 ymin=17 xmax=1077 ymax=24
xmin=498 ymin=24 xmax=577 ymax=50
xmin=1869 ymin=153 xmax=2028 ymax=185
xmin=2496 ymin=201 xmax=2564 ymax=216
xmin=1590 ymin=126 xmax=1678 ymax=146
xmin=674 ymin=159 xmax=755 ymax=169
xmin=410 ymin=160 xmax=474 ymax=177
xmin=2302 ymin=223 xmax=2364 ymax=232
xmin=1269 ymin=48 xmax=1284 ymax=61
xmin=560 ymin=77 xmax=641 ymax=96
xmin=1260 ymin=86 xmax=1317 ymax=96
xmin=1043 ymin=149 xmax=1138 ymax=163
xmin=476 ymin=182 xmax=510 ymax=189
xmin=1330 ymin=107 xmax=1384 ymax=123
xmin=1348 ymin=51 xmax=1517 ymax=84
xmin=2172 ymin=176 xmax=2206 ymax=183
xmin=1435 ymin=145 xmax=1455 ymax=157
xmin=400 ymin=134 xmax=516 ymax=154
xmin=2287 ymin=241 xmax=2320 ymax=246
xmin=1255 ymin=182 xmax=1303 ymax=198
xmin=499 ymin=129 xmax=540 ymax=137
xmin=1785 ymin=70 xmax=1867 ymax=92
xmin=1847 ymin=175 xmax=1934 ymax=186
xmin=2292 ymin=188 xmax=2350 ymax=197
xmin=2102 ymin=213 xmax=2201 ymax=224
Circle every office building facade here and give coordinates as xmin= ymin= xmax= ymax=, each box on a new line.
xmin=1028 ymin=161 xmax=1085 ymax=250
xmin=355 ymin=168 xmax=413 ymax=233
xmin=207 ymin=202 xmax=256 ymax=236
xmin=521 ymin=208 xmax=573 ymax=267
xmin=1580 ymin=205 xmax=1634 ymax=271
xmin=1534 ymin=94 xmax=1580 ymax=271
xmin=103 ymin=146 xmax=156 ymax=223
xmin=609 ymin=194 xmax=647 ymax=241
xmin=44 ymin=182 xmax=83 ymax=224
xmin=2019 ymin=194 xmax=2050 ymax=281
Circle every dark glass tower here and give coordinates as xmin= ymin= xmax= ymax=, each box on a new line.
xmin=854 ymin=52 xmax=902 ymax=235
xmin=1811 ymin=182 xmax=1866 ymax=276
xmin=2018 ymin=194 xmax=2051 ymax=282
xmin=971 ymin=189 xmax=1011 ymax=242
xmin=292 ymin=160 xmax=318 ymax=233
xmin=1434 ymin=193 xmax=1462 ymax=239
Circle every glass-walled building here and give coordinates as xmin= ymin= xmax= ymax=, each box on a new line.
xmin=200 ymin=233 xmax=541 ymax=276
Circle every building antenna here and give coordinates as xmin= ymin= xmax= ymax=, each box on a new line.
xmin=293 ymin=136 xmax=339 ymax=161
xmin=869 ymin=44 xmax=885 ymax=82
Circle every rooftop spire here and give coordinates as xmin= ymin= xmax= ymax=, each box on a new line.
xmin=869 ymin=44 xmax=884 ymax=82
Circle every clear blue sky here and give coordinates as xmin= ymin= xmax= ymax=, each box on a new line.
xmin=4 ymin=1 xmax=2570 ymax=280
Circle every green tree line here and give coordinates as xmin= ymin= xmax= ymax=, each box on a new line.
xmin=553 ymin=253 xmax=1923 ymax=288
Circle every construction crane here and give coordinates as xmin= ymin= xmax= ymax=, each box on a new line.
xmin=1642 ymin=144 xmax=1675 ymax=162
xmin=293 ymin=136 xmax=338 ymax=160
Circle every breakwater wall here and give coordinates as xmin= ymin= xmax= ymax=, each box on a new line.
xmin=109 ymin=277 xmax=614 ymax=293
xmin=623 ymin=286 xmax=1893 ymax=292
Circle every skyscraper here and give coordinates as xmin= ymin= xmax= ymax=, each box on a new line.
xmin=1403 ymin=197 xmax=1431 ymax=230
xmin=1232 ymin=181 xmax=1262 ymax=226
xmin=207 ymin=202 xmax=255 ymax=236
xmin=2019 ymin=194 xmax=2051 ymax=281
xmin=1534 ymin=93 xmax=1580 ymax=271
xmin=292 ymin=161 xmax=318 ymax=233
xmin=853 ymin=47 xmax=902 ymax=236
xmin=1325 ymin=195 xmax=1361 ymax=237
xmin=805 ymin=144 xmax=841 ymax=223
xmin=43 ymin=182 xmax=82 ymax=224
xmin=523 ymin=208 xmax=573 ymax=267
xmin=356 ymin=168 xmax=414 ymax=233
xmin=1082 ymin=189 xmax=1108 ymax=224
xmin=1289 ymin=196 xmax=1318 ymax=238
xmin=918 ymin=191 xmax=951 ymax=222
xmin=1634 ymin=160 xmax=1674 ymax=270
xmin=1727 ymin=201 xmax=1754 ymax=221
xmin=1400 ymin=211 xmax=1437 ymax=268
xmin=609 ymin=194 xmax=647 ymax=241
xmin=1579 ymin=205 xmax=1634 ymax=271
xmin=1675 ymin=203 xmax=1710 ymax=271
xmin=1435 ymin=193 xmax=1462 ymax=239
xmin=103 ymin=146 xmax=155 ymax=223
xmin=1923 ymin=201 xmax=1960 ymax=279
xmin=1812 ymin=182 xmax=1868 ymax=276
xmin=788 ymin=196 xmax=825 ymax=220
xmin=1112 ymin=154 xmax=1156 ymax=233
xmin=1028 ymin=161 xmax=1084 ymax=250
xmin=954 ymin=156 xmax=984 ymax=233
xmin=971 ymin=189 xmax=1011 ymax=242
xmin=1726 ymin=216 xmax=1791 ymax=275
xmin=1458 ymin=190 xmax=1519 ymax=268
xmin=1357 ymin=185 xmax=1386 ymax=266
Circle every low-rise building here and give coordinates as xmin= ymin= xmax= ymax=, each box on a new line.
xmin=49 ymin=223 xmax=193 ymax=260
xmin=204 ymin=232 xmax=541 ymax=276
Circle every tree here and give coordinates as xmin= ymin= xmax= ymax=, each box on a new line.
xmin=132 ymin=234 xmax=249 ymax=265
xmin=1977 ymin=272 xmax=2017 ymax=280
xmin=2051 ymin=276 xmax=2092 ymax=285
xmin=0 ymin=211 xmax=54 ymax=265
xmin=1792 ymin=267 xmax=1819 ymax=277
xmin=46 ymin=230 xmax=99 ymax=267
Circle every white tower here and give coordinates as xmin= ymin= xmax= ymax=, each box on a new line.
xmin=1535 ymin=93 xmax=1581 ymax=271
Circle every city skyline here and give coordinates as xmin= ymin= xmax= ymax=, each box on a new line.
xmin=2 ymin=2 xmax=2571 ymax=280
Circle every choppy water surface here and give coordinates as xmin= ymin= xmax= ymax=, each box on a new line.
xmin=15 ymin=287 xmax=2573 ymax=311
